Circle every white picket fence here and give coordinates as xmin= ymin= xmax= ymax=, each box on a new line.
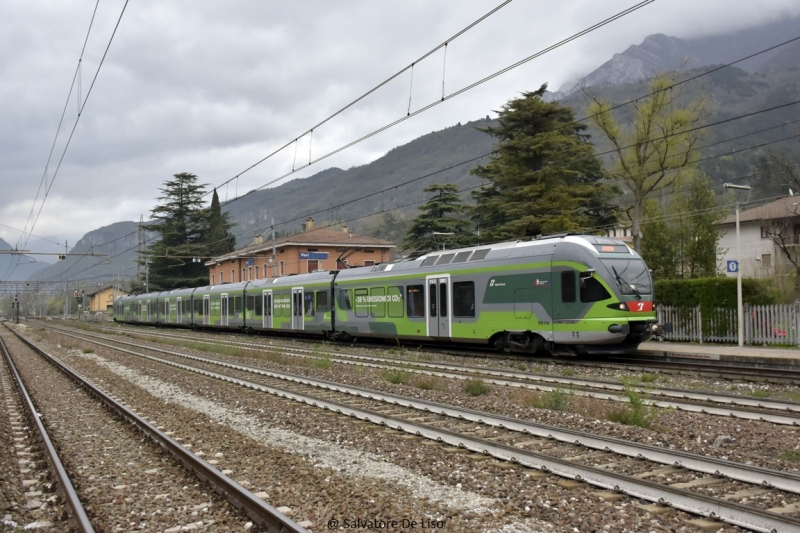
xmin=656 ymin=304 xmax=799 ymax=346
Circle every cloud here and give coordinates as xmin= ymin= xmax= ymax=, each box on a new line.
xmin=2 ymin=0 xmax=799 ymax=252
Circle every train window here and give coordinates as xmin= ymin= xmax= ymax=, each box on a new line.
xmin=428 ymin=284 xmax=438 ymax=317
xmin=194 ymin=299 xmax=203 ymax=314
xmin=580 ymin=276 xmax=610 ymax=303
xmin=452 ymin=251 xmax=472 ymax=263
xmin=453 ymin=282 xmax=475 ymax=317
xmin=304 ymin=293 xmax=315 ymax=316
xmin=388 ymin=286 xmax=404 ymax=318
xmin=316 ymin=291 xmax=328 ymax=311
xmin=338 ymin=289 xmax=352 ymax=310
xmin=370 ymin=287 xmax=386 ymax=318
xmin=469 ymin=249 xmax=490 ymax=261
xmin=354 ymin=288 xmax=369 ymax=317
xmin=406 ymin=285 xmax=424 ymax=317
xmin=439 ymin=283 xmax=448 ymax=317
xmin=421 ymin=256 xmax=439 ymax=267
xmin=561 ymin=271 xmax=576 ymax=303
xmin=435 ymin=253 xmax=455 ymax=265
xmin=234 ymin=297 xmax=243 ymax=315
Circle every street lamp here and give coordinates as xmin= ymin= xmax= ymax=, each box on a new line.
xmin=724 ymin=183 xmax=751 ymax=347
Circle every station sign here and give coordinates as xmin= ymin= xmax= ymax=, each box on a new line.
xmin=300 ymin=252 xmax=329 ymax=260
xmin=726 ymin=260 xmax=739 ymax=273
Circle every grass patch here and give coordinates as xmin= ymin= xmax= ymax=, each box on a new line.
xmin=749 ymin=389 xmax=770 ymax=398
xmin=511 ymin=388 xmax=571 ymax=411
xmin=413 ymin=376 xmax=443 ymax=391
xmin=780 ymin=449 xmax=800 ymax=461
xmin=463 ymin=379 xmax=490 ymax=396
xmin=82 ymin=348 xmax=95 ymax=354
xmin=639 ymin=373 xmax=658 ymax=383
xmin=543 ymin=388 xmax=572 ymax=411
xmin=560 ymin=367 xmax=577 ymax=377
xmin=312 ymin=356 xmax=332 ymax=370
xmin=381 ymin=368 xmax=411 ymax=385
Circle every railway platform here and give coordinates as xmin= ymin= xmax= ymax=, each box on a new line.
xmin=638 ymin=339 xmax=800 ymax=368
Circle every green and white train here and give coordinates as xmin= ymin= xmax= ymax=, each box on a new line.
xmin=113 ymin=235 xmax=666 ymax=355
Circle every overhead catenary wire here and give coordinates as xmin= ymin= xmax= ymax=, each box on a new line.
xmin=18 ymin=0 xmax=130 ymax=259
xmin=32 ymin=21 xmax=800 ymax=285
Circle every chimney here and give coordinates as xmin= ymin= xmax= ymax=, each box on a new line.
xmin=305 ymin=217 xmax=315 ymax=231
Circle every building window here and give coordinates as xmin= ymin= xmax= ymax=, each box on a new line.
xmin=761 ymin=227 xmax=770 ymax=239
xmin=308 ymin=260 xmax=319 ymax=272
xmin=220 ymin=272 xmax=224 ymax=284
xmin=242 ymin=268 xmax=246 ymax=281
xmin=212 ymin=274 xmax=215 ymax=285
xmin=762 ymin=254 xmax=772 ymax=267
xmin=255 ymin=266 xmax=259 ymax=279
xmin=279 ymin=261 xmax=285 ymax=276
xmin=231 ymin=269 xmax=235 ymax=283
xmin=364 ymin=260 xmax=375 ymax=266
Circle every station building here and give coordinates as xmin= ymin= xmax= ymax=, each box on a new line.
xmin=205 ymin=217 xmax=395 ymax=285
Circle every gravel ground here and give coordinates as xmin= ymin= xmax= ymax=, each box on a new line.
xmin=24 ymin=324 xmax=800 ymax=532
xmin=0 ymin=328 xmax=269 ymax=532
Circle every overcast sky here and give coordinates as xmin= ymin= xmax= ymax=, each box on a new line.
xmin=2 ymin=0 xmax=799 ymax=255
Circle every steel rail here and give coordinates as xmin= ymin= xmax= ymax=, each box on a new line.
xmin=0 ymin=332 xmax=95 ymax=533
xmin=66 ymin=324 xmax=800 ymax=425
xmin=44 ymin=325 xmax=800 ymax=492
xmin=45 ymin=327 xmax=800 ymax=533
xmin=4 ymin=325 xmax=309 ymax=533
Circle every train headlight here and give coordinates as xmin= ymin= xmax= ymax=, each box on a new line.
xmin=607 ymin=302 xmax=629 ymax=311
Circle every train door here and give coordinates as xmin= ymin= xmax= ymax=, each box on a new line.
xmin=163 ymin=298 xmax=169 ymax=323
xmin=221 ymin=294 xmax=229 ymax=326
xmin=262 ymin=290 xmax=273 ymax=329
xmin=146 ymin=300 xmax=151 ymax=322
xmin=203 ymin=295 xmax=210 ymax=325
xmin=426 ymin=276 xmax=450 ymax=338
xmin=176 ymin=297 xmax=182 ymax=324
xmin=291 ymin=288 xmax=304 ymax=330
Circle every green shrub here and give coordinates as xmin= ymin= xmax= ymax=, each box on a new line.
xmin=640 ymin=373 xmax=658 ymax=383
xmin=607 ymin=380 xmax=657 ymax=429
xmin=560 ymin=367 xmax=577 ymax=377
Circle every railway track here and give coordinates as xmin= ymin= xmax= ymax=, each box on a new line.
xmin=0 ymin=324 xmax=308 ymax=532
xmin=65 ymin=323 xmax=800 ymax=426
xmin=34 ymin=323 xmax=800 ymax=532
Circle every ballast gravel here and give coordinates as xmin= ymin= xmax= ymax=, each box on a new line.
xmin=5 ymin=323 xmax=800 ymax=532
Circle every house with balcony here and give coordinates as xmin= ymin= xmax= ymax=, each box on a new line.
xmin=715 ymin=195 xmax=800 ymax=278
xmin=205 ymin=217 xmax=395 ymax=285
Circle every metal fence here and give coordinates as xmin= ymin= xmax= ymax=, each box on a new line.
xmin=656 ymin=304 xmax=799 ymax=346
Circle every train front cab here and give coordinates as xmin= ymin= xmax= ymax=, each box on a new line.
xmin=551 ymin=238 xmax=660 ymax=354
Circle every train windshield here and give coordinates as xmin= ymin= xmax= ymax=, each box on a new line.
xmin=600 ymin=258 xmax=652 ymax=296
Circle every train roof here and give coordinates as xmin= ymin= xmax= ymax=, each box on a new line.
xmin=334 ymin=234 xmax=639 ymax=279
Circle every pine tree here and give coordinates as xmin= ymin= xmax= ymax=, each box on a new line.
xmin=404 ymin=184 xmax=471 ymax=252
xmin=470 ymin=84 xmax=616 ymax=242
xmin=205 ymin=188 xmax=237 ymax=257
xmin=141 ymin=173 xmax=211 ymax=291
